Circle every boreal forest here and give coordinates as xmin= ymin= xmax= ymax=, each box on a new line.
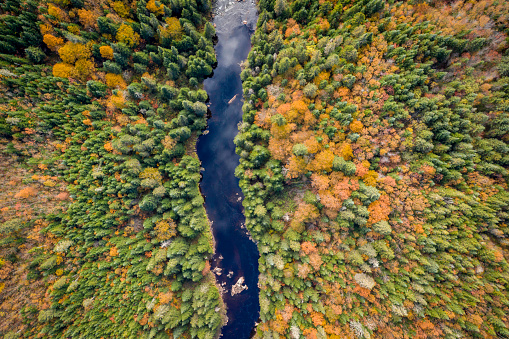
xmin=1 ymin=0 xmax=509 ymax=339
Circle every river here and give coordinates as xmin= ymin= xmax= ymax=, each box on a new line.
xmin=196 ymin=0 xmax=259 ymax=338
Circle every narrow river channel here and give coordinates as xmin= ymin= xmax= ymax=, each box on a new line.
xmin=196 ymin=1 xmax=259 ymax=338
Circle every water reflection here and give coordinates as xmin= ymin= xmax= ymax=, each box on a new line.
xmin=196 ymin=5 xmax=259 ymax=338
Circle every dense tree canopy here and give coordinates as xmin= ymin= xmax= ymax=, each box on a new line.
xmin=2 ymin=0 xmax=509 ymax=338
xmin=237 ymin=0 xmax=509 ymax=338
xmin=0 ymin=0 xmax=223 ymax=338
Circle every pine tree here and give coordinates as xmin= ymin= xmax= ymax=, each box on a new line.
xmin=274 ymin=0 xmax=289 ymax=18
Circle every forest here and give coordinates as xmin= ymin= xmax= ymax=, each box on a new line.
xmin=0 ymin=0 xmax=224 ymax=338
xmin=1 ymin=0 xmax=509 ymax=338
xmin=236 ymin=0 xmax=509 ymax=338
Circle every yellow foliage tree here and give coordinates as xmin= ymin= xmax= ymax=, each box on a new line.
xmin=75 ymin=59 xmax=95 ymax=80
xmin=293 ymin=203 xmax=319 ymax=225
xmin=314 ymin=71 xmax=330 ymax=86
xmin=308 ymin=149 xmax=334 ymax=172
xmin=116 ymin=24 xmax=140 ymax=47
xmin=349 ymin=120 xmax=364 ymax=133
xmin=53 ymin=63 xmax=76 ymax=78
xmin=99 ymin=45 xmax=114 ymax=60
xmin=270 ymin=123 xmax=293 ymax=140
xmin=339 ymin=143 xmax=353 ymax=160
xmin=47 ymin=4 xmax=63 ymax=20
xmin=105 ymin=73 xmax=126 ymax=89
xmin=40 ymin=24 xmax=53 ymax=35
xmin=43 ymin=34 xmax=64 ymax=51
xmin=163 ymin=17 xmax=183 ymax=41
xmin=58 ymin=42 xmax=91 ymax=64
xmin=363 ymin=170 xmax=378 ymax=186
xmin=140 ymin=167 xmax=162 ymax=181
xmin=77 ymin=9 xmax=98 ymax=30
xmin=286 ymin=155 xmax=307 ymax=179
xmin=112 ymin=1 xmax=130 ymax=18
xmin=317 ymin=18 xmax=330 ymax=32
xmin=146 ymin=0 xmax=164 ymax=15
xmin=108 ymin=92 xmax=126 ymax=110
xmin=67 ymin=25 xmax=80 ymax=35
xmin=154 ymin=219 xmax=177 ymax=241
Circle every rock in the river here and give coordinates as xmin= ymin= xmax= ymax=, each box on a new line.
xmin=231 ymin=276 xmax=248 ymax=296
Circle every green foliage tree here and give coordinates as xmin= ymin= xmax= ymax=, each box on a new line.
xmin=86 ymin=80 xmax=108 ymax=98
xmin=274 ymin=0 xmax=289 ymax=18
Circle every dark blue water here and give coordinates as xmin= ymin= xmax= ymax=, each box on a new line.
xmin=196 ymin=22 xmax=259 ymax=338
